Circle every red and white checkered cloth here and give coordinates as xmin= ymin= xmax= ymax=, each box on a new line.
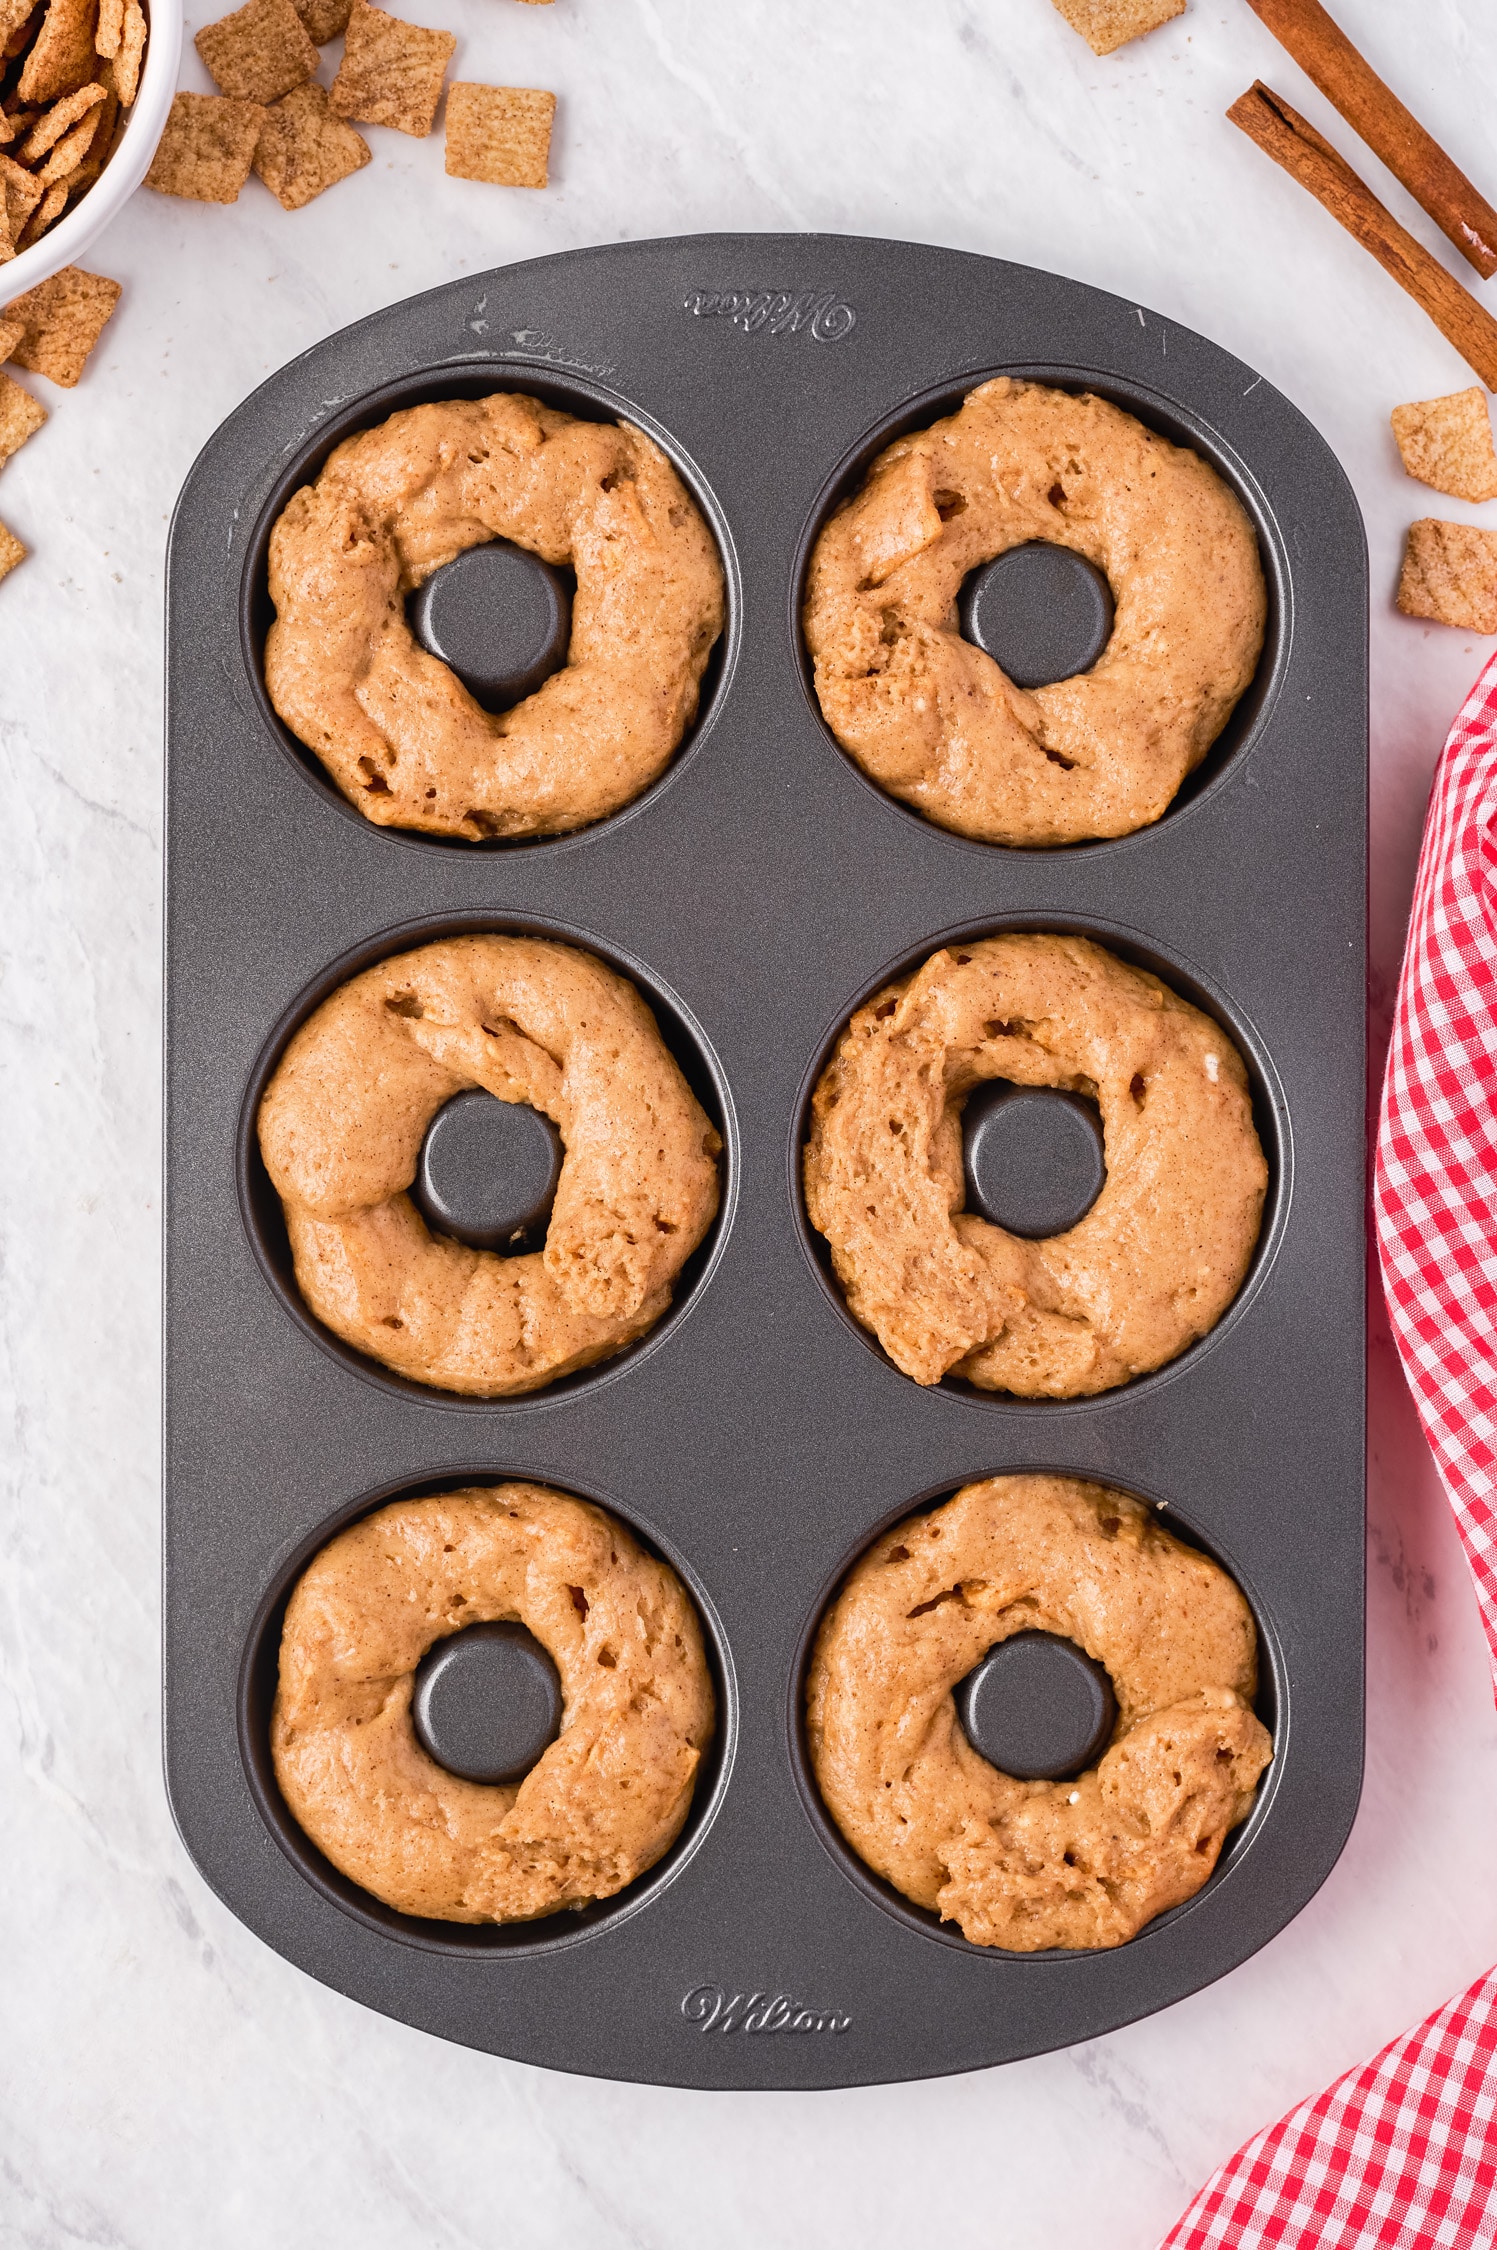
xmin=1162 ymin=650 xmax=1497 ymax=2250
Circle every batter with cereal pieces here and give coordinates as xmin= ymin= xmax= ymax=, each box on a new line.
xmin=803 ymin=933 xmax=1267 ymax=1398
xmin=803 ymin=378 xmax=1265 ymax=847
xmin=808 ymin=1475 xmax=1272 ymax=1951
xmin=274 ymin=1484 xmax=716 ymax=1924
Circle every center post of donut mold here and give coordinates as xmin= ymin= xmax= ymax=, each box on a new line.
xmin=953 ymin=1631 xmax=1118 ymax=1781
xmin=961 ymin=1082 xmax=1108 ymax=1240
xmin=412 ymin=1089 xmax=564 ymax=1255
xmin=957 ymin=543 xmax=1116 ymax=690
xmin=411 ymin=1620 xmax=564 ymax=1786
xmin=406 ymin=540 xmax=574 ymax=715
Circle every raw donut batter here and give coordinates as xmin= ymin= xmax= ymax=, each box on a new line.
xmin=266 ymin=391 xmax=725 ymax=839
xmin=274 ymin=1484 xmax=716 ymax=1923
xmin=803 ymin=377 xmax=1266 ymax=845
xmin=803 ymin=933 xmax=1267 ymax=1397
xmin=808 ymin=1475 xmax=1272 ymax=1950
xmin=258 ymin=935 xmax=721 ymax=1395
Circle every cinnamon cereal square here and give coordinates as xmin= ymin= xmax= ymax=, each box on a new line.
xmin=62 ymin=74 xmax=119 ymax=197
xmin=1397 ymin=520 xmax=1497 ymax=635
xmin=17 ymin=78 xmax=104 ymax=160
xmin=0 ymin=152 xmax=45 ymax=237
xmin=16 ymin=0 xmax=96 ymax=101
xmin=1391 ymin=389 xmax=1497 ymax=505
xmin=0 ymin=517 xmax=24 ymax=580
xmin=253 ymin=80 xmax=369 ymax=208
xmin=330 ymin=1 xmax=454 ymax=138
xmin=1048 ymin=0 xmax=1184 ymax=57
xmin=112 ymin=0 xmax=144 ymax=102
xmin=3 ymin=265 xmax=120 ymax=384
xmin=18 ymin=178 xmax=67 ymax=242
xmin=196 ymin=0 xmax=318 ymax=106
xmin=0 ymin=368 xmax=46 ymax=461
xmin=444 ymin=81 xmax=552 ymax=187
xmin=143 ymin=91 xmax=266 ymax=201
xmin=289 ymin=0 xmax=351 ymax=43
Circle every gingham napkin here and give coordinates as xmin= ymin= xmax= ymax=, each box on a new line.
xmin=1162 ymin=651 xmax=1497 ymax=2249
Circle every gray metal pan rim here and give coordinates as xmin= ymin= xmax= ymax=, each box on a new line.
xmin=236 ymin=1461 xmax=739 ymax=1960
xmin=784 ymin=1466 xmax=1288 ymax=1964
xmin=234 ymin=909 xmax=739 ymax=1413
xmin=787 ymin=362 xmax=1292 ymax=863
xmin=787 ymin=909 xmax=1294 ymax=1415
xmin=235 ymin=356 xmax=742 ymax=861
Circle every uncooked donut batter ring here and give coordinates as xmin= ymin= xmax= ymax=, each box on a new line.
xmin=808 ymin=1476 xmax=1272 ymax=1952
xmin=803 ymin=933 xmax=1267 ymax=1398
xmin=265 ymin=391 xmax=725 ymax=840
xmin=274 ymin=1484 xmax=716 ymax=1924
xmin=803 ymin=377 xmax=1266 ymax=846
xmin=257 ymin=935 xmax=722 ymax=1396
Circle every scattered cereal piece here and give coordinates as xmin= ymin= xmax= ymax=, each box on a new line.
xmin=111 ymin=0 xmax=143 ymax=102
xmin=3 ymin=264 xmax=120 ymax=384
xmin=196 ymin=0 xmax=317 ymax=106
xmin=444 ymin=81 xmax=553 ymax=188
xmin=143 ymin=91 xmax=266 ymax=202
xmin=17 ymin=76 xmax=103 ymax=159
xmin=16 ymin=0 xmax=97 ymax=102
xmin=0 ymin=366 xmax=45 ymax=461
xmin=288 ymin=0 xmax=350 ymax=43
xmin=0 ymin=312 xmax=22 ymax=357
xmin=1048 ymin=0 xmax=1184 ymax=58
xmin=1397 ymin=519 xmax=1497 ymax=635
xmin=0 ymin=0 xmax=35 ymax=42
xmin=0 ymin=517 xmax=24 ymax=580
xmin=1391 ymin=389 xmax=1497 ymax=505
xmin=253 ymin=79 xmax=368 ymax=209
xmin=93 ymin=0 xmax=119 ymax=53
xmin=330 ymin=0 xmax=454 ymax=138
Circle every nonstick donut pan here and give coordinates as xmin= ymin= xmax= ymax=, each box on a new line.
xmin=164 ymin=232 xmax=1366 ymax=2089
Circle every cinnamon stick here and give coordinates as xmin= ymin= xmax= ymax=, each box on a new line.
xmin=1228 ymin=84 xmax=1497 ymax=394
xmin=1243 ymin=0 xmax=1497 ymax=280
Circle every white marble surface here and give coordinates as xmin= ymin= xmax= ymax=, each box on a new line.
xmin=6 ymin=1 xmax=1497 ymax=2242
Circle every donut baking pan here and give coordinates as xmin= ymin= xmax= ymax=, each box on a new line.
xmin=164 ymin=233 xmax=1366 ymax=2089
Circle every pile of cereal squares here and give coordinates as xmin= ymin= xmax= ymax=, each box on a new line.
xmin=146 ymin=0 xmax=555 ymax=212
xmin=1 ymin=0 xmax=149 ymax=256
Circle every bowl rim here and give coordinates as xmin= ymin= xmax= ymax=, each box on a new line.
xmin=1 ymin=0 xmax=184 ymax=303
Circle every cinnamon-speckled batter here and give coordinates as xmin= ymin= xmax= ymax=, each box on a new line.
xmin=257 ymin=935 xmax=721 ymax=1395
xmin=808 ymin=1476 xmax=1272 ymax=1951
xmin=274 ymin=1485 xmax=716 ymax=1923
xmin=266 ymin=392 xmax=725 ymax=839
xmin=803 ymin=934 xmax=1266 ymax=1398
xmin=803 ymin=378 xmax=1266 ymax=845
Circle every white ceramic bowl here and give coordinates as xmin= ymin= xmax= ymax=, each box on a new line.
xmin=3 ymin=0 xmax=183 ymax=301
